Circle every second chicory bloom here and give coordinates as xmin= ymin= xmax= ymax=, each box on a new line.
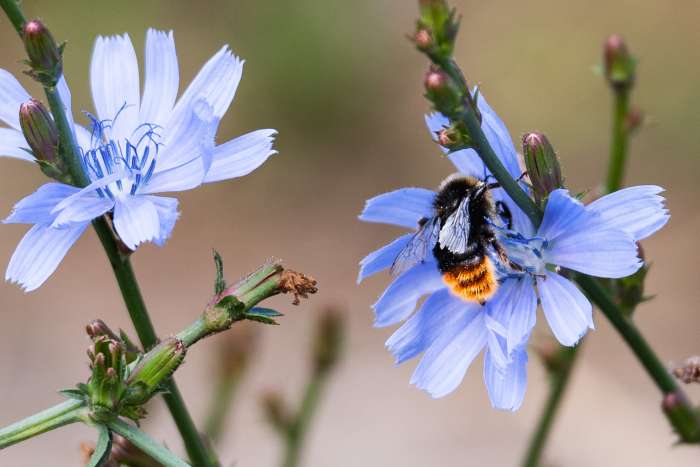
xmin=0 ymin=30 xmax=277 ymax=291
xmin=359 ymin=95 xmax=669 ymax=410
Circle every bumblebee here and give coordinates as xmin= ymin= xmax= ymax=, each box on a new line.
xmin=391 ymin=174 xmax=516 ymax=304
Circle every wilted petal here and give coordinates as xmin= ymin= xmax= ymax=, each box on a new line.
xmin=538 ymin=271 xmax=593 ymax=346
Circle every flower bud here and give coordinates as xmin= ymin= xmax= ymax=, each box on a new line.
xmin=86 ymin=336 xmax=128 ymax=422
xmin=22 ymin=20 xmax=62 ymax=85
xmin=313 ymin=310 xmax=344 ymax=374
xmin=424 ymin=67 xmax=460 ymax=111
xmin=414 ymin=29 xmax=433 ymax=51
xmin=125 ymin=337 xmax=186 ymax=405
xmin=603 ymin=34 xmax=635 ymax=90
xmin=522 ymin=132 xmax=563 ymax=205
xmin=673 ymin=356 xmax=700 ymax=385
xmin=19 ymin=99 xmax=58 ymax=163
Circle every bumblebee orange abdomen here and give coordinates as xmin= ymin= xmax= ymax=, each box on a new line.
xmin=442 ymin=256 xmax=497 ymax=304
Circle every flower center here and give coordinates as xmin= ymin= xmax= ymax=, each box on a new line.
xmin=497 ymin=230 xmax=549 ymax=277
xmin=80 ymin=112 xmax=161 ymax=200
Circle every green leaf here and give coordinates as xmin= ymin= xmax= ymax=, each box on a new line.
xmin=58 ymin=388 xmax=86 ymax=401
xmin=86 ymin=424 xmax=112 ymax=467
xmin=246 ymin=307 xmax=284 ymax=325
xmin=248 ymin=307 xmax=284 ymax=318
xmin=213 ymin=250 xmax=226 ymax=294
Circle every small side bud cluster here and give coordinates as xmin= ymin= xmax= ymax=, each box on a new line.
xmin=522 ymin=132 xmax=563 ymax=206
xmin=673 ymin=357 xmax=700 ymax=384
xmin=313 ymin=310 xmax=344 ymax=374
xmin=416 ymin=0 xmax=459 ymax=57
xmin=22 ymin=20 xmax=63 ymax=87
xmin=85 ymin=335 xmax=130 ymax=422
xmin=603 ymin=34 xmax=635 ymax=91
xmin=424 ymin=67 xmax=462 ymax=113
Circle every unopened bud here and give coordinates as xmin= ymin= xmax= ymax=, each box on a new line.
xmin=19 ymin=99 xmax=58 ymax=163
xmin=425 ymin=68 xmax=448 ymax=92
xmin=22 ymin=20 xmax=62 ymax=85
xmin=313 ymin=310 xmax=344 ymax=374
xmin=522 ymin=132 xmax=563 ymax=205
xmin=603 ymin=34 xmax=635 ymax=90
xmin=125 ymin=337 xmax=186 ymax=405
xmin=414 ymin=29 xmax=433 ymax=51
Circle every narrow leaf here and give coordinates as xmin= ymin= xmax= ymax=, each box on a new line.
xmin=213 ymin=250 xmax=226 ymax=294
xmin=58 ymin=388 xmax=86 ymax=401
xmin=86 ymin=425 xmax=112 ymax=467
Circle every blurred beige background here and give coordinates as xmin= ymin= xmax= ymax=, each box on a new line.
xmin=1 ymin=0 xmax=699 ymax=465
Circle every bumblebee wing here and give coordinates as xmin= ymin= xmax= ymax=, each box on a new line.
xmin=390 ymin=217 xmax=440 ymax=276
xmin=438 ymin=196 xmax=471 ymax=254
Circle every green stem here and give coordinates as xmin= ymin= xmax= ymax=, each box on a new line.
xmin=203 ymin=370 xmax=242 ymax=443
xmin=0 ymin=0 xmax=25 ymax=34
xmin=0 ymin=399 xmax=87 ymax=449
xmin=107 ymin=418 xmax=191 ymax=467
xmin=605 ymin=89 xmax=630 ymax=193
xmin=520 ymin=347 xmax=579 ymax=467
xmin=282 ymin=374 xmax=324 ymax=467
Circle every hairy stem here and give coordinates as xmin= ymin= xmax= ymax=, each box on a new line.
xmin=0 ymin=399 xmax=87 ymax=449
xmin=107 ymin=418 xmax=191 ymax=467
xmin=606 ymin=89 xmax=631 ymax=193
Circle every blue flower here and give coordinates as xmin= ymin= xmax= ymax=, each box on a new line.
xmin=359 ymin=93 xmax=669 ymax=410
xmin=0 ymin=30 xmax=276 ymax=291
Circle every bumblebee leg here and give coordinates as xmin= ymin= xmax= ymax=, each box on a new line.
xmin=490 ymin=238 xmax=523 ymax=271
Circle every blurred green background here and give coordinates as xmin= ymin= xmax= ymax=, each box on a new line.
xmin=0 ymin=0 xmax=699 ymax=465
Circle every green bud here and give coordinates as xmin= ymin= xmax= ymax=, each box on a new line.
xmin=417 ymin=0 xmax=458 ymax=57
xmin=125 ymin=337 xmax=186 ymax=405
xmin=313 ymin=310 xmax=344 ymax=374
xmin=603 ymin=35 xmax=635 ymax=91
xmin=19 ymin=99 xmax=58 ymax=163
xmin=522 ymin=132 xmax=563 ymax=206
xmin=22 ymin=20 xmax=63 ymax=86
xmin=86 ymin=336 xmax=128 ymax=422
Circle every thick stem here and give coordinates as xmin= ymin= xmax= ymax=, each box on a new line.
xmin=107 ymin=418 xmax=191 ymax=467
xmin=282 ymin=374 xmax=324 ymax=467
xmin=520 ymin=347 xmax=579 ymax=467
xmin=605 ymin=89 xmax=630 ymax=193
xmin=0 ymin=399 xmax=87 ymax=449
